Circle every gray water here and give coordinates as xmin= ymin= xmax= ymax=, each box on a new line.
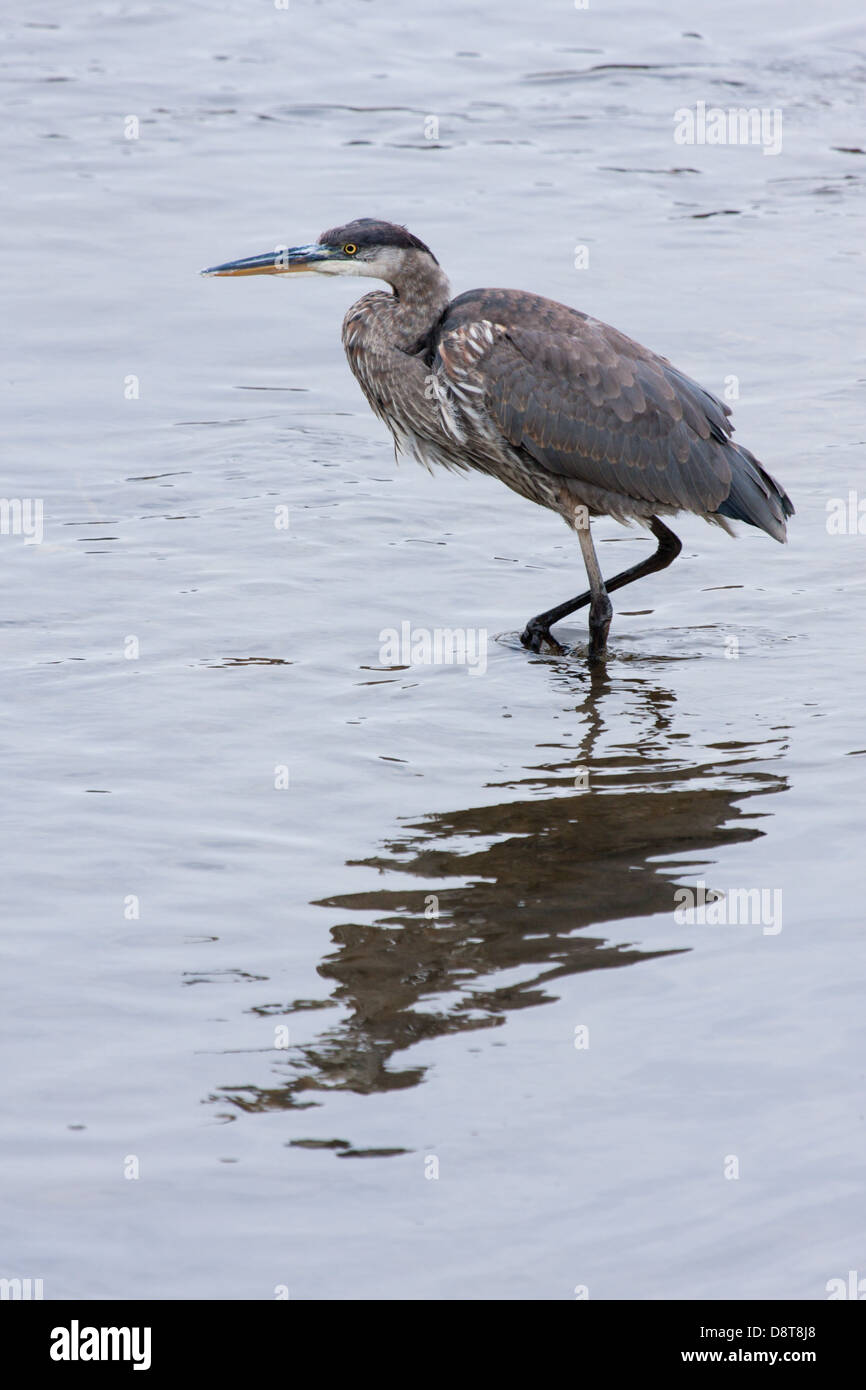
xmin=2 ymin=0 xmax=865 ymax=1300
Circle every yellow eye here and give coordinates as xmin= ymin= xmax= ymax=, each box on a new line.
xmin=343 ymin=243 xmax=357 ymax=256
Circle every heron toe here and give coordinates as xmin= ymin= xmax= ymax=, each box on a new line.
xmin=521 ymin=622 xmax=565 ymax=656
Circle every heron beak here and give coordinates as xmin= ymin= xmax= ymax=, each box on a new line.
xmin=200 ymin=243 xmax=336 ymax=277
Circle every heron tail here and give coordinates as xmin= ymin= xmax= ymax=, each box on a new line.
xmin=714 ymin=444 xmax=795 ymax=543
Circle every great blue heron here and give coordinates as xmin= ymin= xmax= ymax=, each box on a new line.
xmin=203 ymin=218 xmax=793 ymax=662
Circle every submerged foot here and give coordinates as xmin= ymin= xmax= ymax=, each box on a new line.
xmin=520 ymin=622 xmax=565 ymax=655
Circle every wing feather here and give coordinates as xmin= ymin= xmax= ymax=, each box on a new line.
xmin=433 ymin=290 xmax=737 ymax=515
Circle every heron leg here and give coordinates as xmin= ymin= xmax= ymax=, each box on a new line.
xmin=577 ymin=525 xmax=613 ymax=662
xmin=520 ymin=517 xmax=682 ymax=656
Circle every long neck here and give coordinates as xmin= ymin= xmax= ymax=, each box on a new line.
xmin=362 ymin=254 xmax=451 ymax=350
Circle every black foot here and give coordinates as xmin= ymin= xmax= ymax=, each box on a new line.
xmin=520 ymin=622 xmax=565 ymax=655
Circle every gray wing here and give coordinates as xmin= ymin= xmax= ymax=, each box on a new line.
xmin=433 ymin=289 xmax=737 ymax=517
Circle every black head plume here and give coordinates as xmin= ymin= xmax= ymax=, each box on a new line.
xmin=318 ymin=218 xmax=438 ymax=263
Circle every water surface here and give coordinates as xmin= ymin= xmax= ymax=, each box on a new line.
xmin=2 ymin=0 xmax=865 ymax=1300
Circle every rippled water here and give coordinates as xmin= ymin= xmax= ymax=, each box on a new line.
xmin=2 ymin=0 xmax=865 ymax=1299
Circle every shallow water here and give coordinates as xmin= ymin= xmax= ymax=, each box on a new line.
xmin=2 ymin=0 xmax=865 ymax=1299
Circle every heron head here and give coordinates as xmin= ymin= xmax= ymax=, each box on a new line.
xmin=201 ymin=218 xmax=439 ymax=286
